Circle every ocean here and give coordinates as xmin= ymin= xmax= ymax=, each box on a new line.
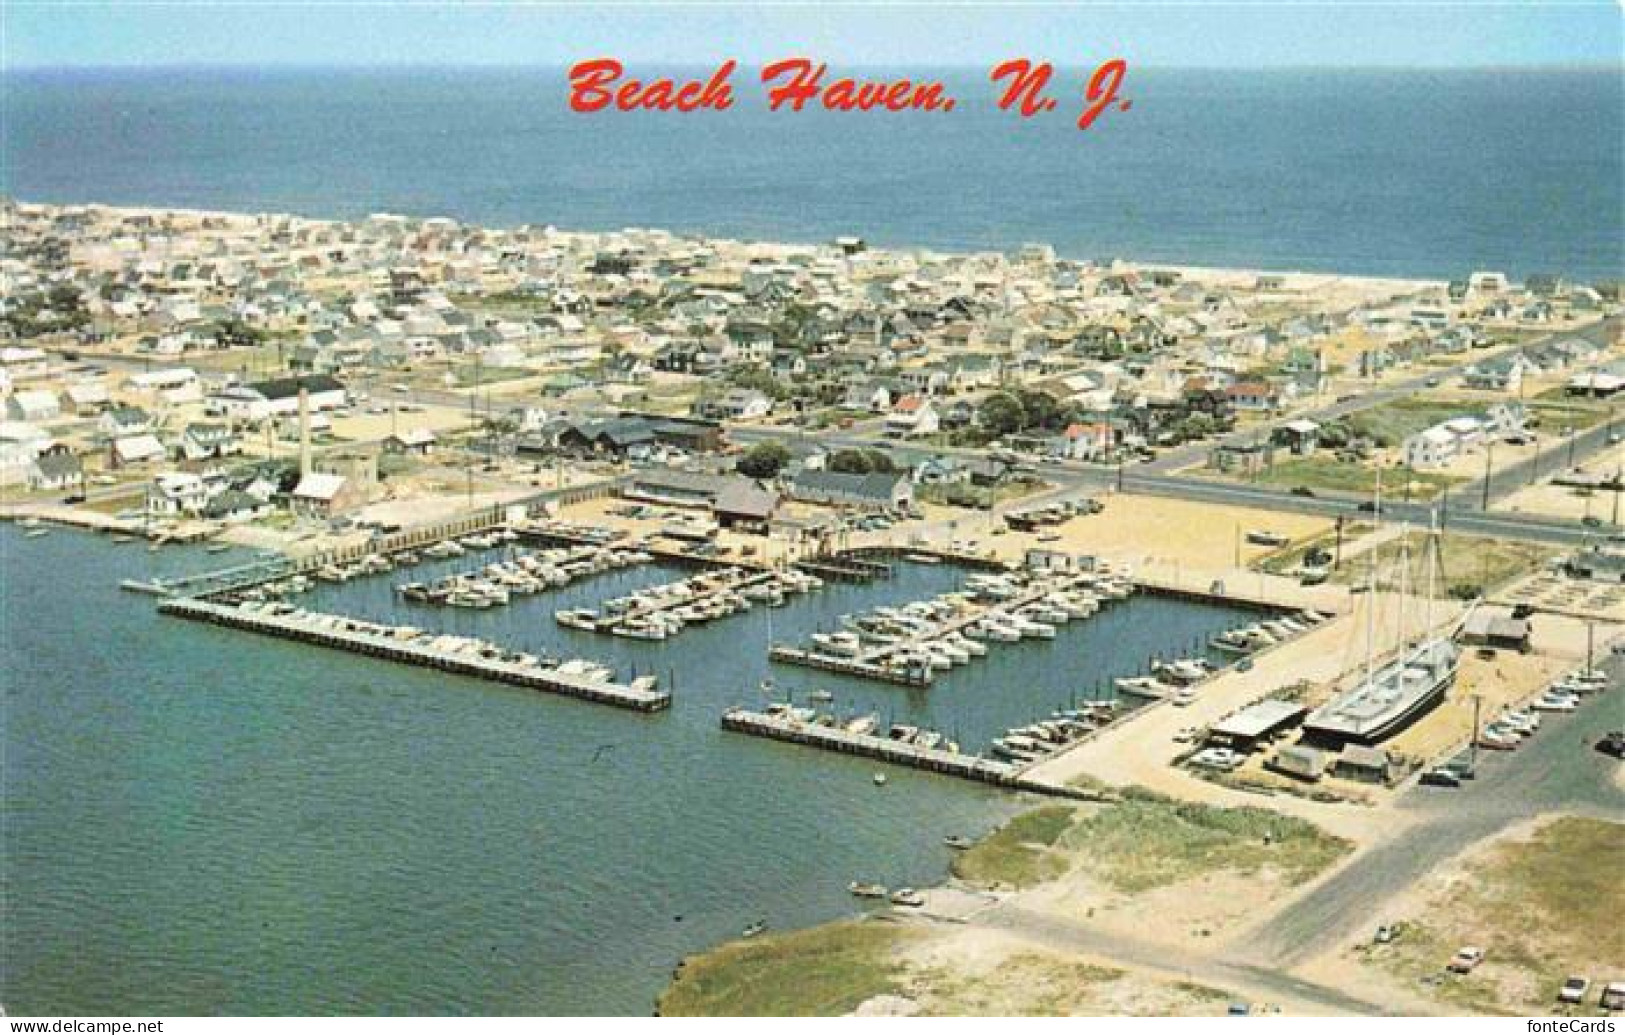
xmin=1 ymin=528 xmax=1261 ymax=1014
xmin=3 ymin=66 xmax=1621 ymax=280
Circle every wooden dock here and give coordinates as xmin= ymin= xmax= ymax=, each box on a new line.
xmin=720 ymin=708 xmax=1099 ymax=800
xmin=160 ymin=598 xmax=671 ymax=712
xmin=794 ymin=556 xmax=891 ymax=583
xmin=766 ymin=644 xmax=931 ymax=687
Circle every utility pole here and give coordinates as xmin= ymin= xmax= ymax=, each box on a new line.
xmin=1587 ymin=621 xmax=1596 ymax=675
xmin=1470 ymin=693 xmax=1482 ymax=771
xmin=1481 ymin=440 xmax=1494 ymax=511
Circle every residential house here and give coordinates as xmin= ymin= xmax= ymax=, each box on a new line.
xmin=884 ymin=396 xmax=939 ymax=437
xmin=788 ymin=469 xmax=913 ymax=511
xmin=5 ymin=389 xmax=61 ymax=422
xmin=180 ymin=423 xmax=242 ymax=461
xmin=28 ymin=446 xmax=83 ymax=492
xmin=384 ymin=428 xmax=438 ymax=455
xmin=692 ymin=390 xmax=773 ymax=421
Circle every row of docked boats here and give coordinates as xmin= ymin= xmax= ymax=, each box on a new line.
xmin=560 ymin=567 xmax=824 ymax=640
xmin=989 ymin=702 xmax=1119 ymax=763
xmin=805 ymin=569 xmax=1133 ymax=678
xmin=229 ymin=598 xmax=656 ymax=691
xmin=1208 ymin=610 xmax=1332 ymax=655
xmin=421 ymin=529 xmax=520 ymax=560
xmin=397 ymin=544 xmax=653 ymax=609
xmin=760 ymin=702 xmax=963 ymax=754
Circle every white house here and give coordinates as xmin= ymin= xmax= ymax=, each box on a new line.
xmin=0 ymin=347 xmax=49 ymax=381
xmin=112 ymin=433 xmax=167 ymax=467
xmin=1404 ymin=426 xmax=1459 ymax=469
xmin=885 ymin=396 xmax=940 ymax=437
xmin=5 ymin=389 xmax=61 ymax=423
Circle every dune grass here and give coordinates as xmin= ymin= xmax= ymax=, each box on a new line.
xmin=950 ymin=806 xmax=1080 ymax=889
xmin=658 ymin=920 xmax=920 ymax=1017
xmin=1056 ymin=790 xmax=1352 ymax=893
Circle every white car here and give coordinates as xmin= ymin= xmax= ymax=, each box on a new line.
xmin=1190 ymin=747 xmax=1244 ymax=770
xmin=1502 ymin=710 xmax=1541 ymax=732
xmin=1533 ymin=695 xmax=1579 ymax=713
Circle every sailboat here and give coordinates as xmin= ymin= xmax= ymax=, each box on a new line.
xmin=1304 ymin=510 xmax=1463 ymax=746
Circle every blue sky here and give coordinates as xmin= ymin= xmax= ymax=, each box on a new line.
xmin=6 ymin=2 xmax=1621 ymax=69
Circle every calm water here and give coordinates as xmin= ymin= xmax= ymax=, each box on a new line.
xmin=1 ymin=526 xmax=1258 ymax=1014
xmin=4 ymin=67 xmax=1621 ymax=280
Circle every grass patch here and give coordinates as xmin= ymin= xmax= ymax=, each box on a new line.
xmin=1333 ymin=530 xmax=1553 ymax=597
xmin=1057 ymin=791 xmax=1351 ymax=894
xmin=449 ymin=364 xmax=533 ymax=387
xmin=913 ymin=952 xmax=1125 ymax=1016
xmin=951 ymin=806 xmax=1079 ymax=889
xmin=953 ymin=796 xmax=1350 ymax=895
xmin=1250 ymin=457 xmax=1462 ymax=499
xmin=658 ymin=920 xmax=918 ymax=1017
xmin=1348 ymin=398 xmax=1483 ymax=447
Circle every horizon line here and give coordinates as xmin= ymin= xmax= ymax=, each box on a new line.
xmin=10 ymin=59 xmax=1623 ymax=72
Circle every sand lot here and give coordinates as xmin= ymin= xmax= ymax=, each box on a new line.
xmin=1498 ymin=441 xmax=1625 ymax=522
xmin=959 ymin=494 xmax=1335 ymax=581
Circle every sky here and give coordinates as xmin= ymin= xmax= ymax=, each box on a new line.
xmin=4 ymin=1 xmax=1622 ymax=69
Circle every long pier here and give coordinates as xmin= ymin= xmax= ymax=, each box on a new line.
xmin=720 ymin=708 xmax=1099 ymax=800
xmin=160 ymin=598 xmax=671 ymax=712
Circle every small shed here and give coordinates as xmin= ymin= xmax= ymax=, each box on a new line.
xmin=1333 ymin=744 xmax=1394 ymax=784
xmin=1267 ymin=744 xmax=1329 ymax=782
xmin=1459 ymin=608 xmax=1533 ymax=652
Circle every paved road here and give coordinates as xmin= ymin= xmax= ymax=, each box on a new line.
xmin=1244 ymin=666 xmax=1624 ymax=969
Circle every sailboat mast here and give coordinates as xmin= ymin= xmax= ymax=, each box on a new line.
xmin=1425 ymin=509 xmax=1437 ymax=638
xmin=1396 ymin=524 xmax=1411 ymax=652
xmin=1364 ymin=551 xmax=1377 ymax=690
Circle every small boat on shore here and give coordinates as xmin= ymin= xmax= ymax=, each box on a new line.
xmin=943 ymin=835 xmax=974 ymax=850
xmin=848 ymin=881 xmax=888 ymax=899
xmin=889 ymin=888 xmax=925 ymax=907
xmin=742 ymin=920 xmax=768 ymax=938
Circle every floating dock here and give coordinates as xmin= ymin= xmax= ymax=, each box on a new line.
xmin=766 ymin=644 xmax=931 ymax=687
xmin=720 ymin=708 xmax=1098 ymax=800
xmin=160 ymin=598 xmax=671 ymax=712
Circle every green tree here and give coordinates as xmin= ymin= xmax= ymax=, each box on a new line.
xmin=737 ymin=441 xmax=792 ymax=479
xmin=979 ymin=392 xmax=1026 ymax=436
xmin=828 ymin=449 xmax=875 ymax=474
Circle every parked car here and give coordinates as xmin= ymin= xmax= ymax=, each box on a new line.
xmin=1534 ymin=694 xmax=1579 ymax=713
xmin=1600 ymin=981 xmax=1625 ymax=1010
xmin=1559 ymin=976 xmax=1591 ymax=1005
xmin=1448 ymin=947 xmax=1486 ymax=973
xmin=1290 ymin=486 xmax=1317 ymax=498
xmin=1598 ymin=731 xmax=1625 ymax=759
xmin=1190 ymin=747 xmax=1244 ymax=770
xmin=1420 ymin=768 xmax=1462 ymax=788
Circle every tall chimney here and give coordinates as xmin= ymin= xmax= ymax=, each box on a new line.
xmin=298 ymin=386 xmax=312 ymax=478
